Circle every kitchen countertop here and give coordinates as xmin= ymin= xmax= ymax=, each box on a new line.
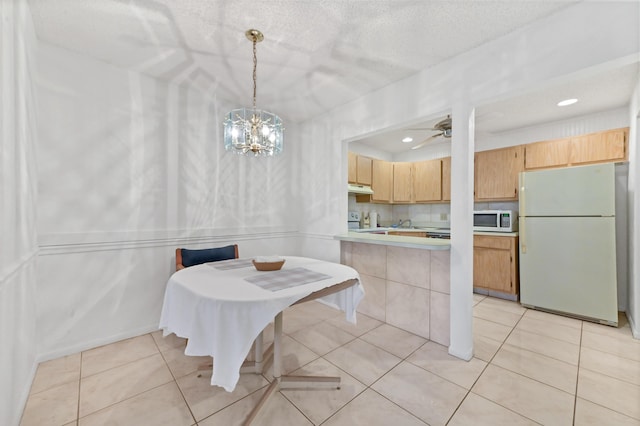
xmin=473 ymin=231 xmax=519 ymax=237
xmin=350 ymin=227 xmax=518 ymax=237
xmin=335 ymin=232 xmax=451 ymax=250
xmin=338 ymin=228 xmax=518 ymax=249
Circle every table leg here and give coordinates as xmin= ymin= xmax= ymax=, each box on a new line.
xmin=243 ymin=311 xmax=341 ymax=425
xmin=199 ymin=330 xmax=274 ymax=378
xmin=273 ymin=312 xmax=282 ymax=380
xmin=239 ymin=331 xmax=274 ymax=374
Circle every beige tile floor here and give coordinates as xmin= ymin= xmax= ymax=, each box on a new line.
xmin=20 ymin=295 xmax=640 ymax=425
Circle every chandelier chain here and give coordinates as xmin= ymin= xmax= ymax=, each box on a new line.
xmin=252 ymin=37 xmax=257 ymax=109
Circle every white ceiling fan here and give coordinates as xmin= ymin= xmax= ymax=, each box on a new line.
xmin=411 ymin=115 xmax=452 ymax=150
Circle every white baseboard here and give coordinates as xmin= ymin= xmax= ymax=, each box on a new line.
xmin=628 ymin=311 xmax=640 ymax=339
xmin=36 ymin=323 xmax=160 ymax=364
xmin=12 ymin=362 xmax=38 ymax=426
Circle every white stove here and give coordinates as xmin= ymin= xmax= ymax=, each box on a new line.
xmin=348 ymin=211 xmax=361 ymax=229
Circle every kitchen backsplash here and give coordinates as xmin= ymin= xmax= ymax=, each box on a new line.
xmin=348 ymin=194 xmax=518 ymax=228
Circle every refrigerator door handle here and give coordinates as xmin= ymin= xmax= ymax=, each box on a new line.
xmin=521 ymin=216 xmax=526 ymax=253
xmin=520 ymin=174 xmax=526 ymax=253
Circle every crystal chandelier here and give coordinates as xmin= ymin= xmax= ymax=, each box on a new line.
xmin=224 ymin=29 xmax=284 ymax=156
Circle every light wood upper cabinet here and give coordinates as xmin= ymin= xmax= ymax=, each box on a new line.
xmin=393 ymin=162 xmax=413 ymax=203
xmin=357 ymin=155 xmax=373 ymax=185
xmin=371 ymin=159 xmax=392 ymax=203
xmin=348 ymin=152 xmax=358 ymax=183
xmin=441 ymin=157 xmax=451 ymax=202
xmin=569 ymin=128 xmax=627 ymax=165
xmin=524 ymin=128 xmax=628 ymax=170
xmin=369 ymin=159 xmax=444 ymax=204
xmin=413 ymin=159 xmax=442 ymax=202
xmin=348 ymin=152 xmax=373 ymax=185
xmin=475 ymin=145 xmax=524 ymax=201
xmin=473 ymin=235 xmax=519 ymax=295
xmin=524 ymin=138 xmax=570 ymax=170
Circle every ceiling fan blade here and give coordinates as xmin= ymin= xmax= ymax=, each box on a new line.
xmin=408 ymin=127 xmax=441 ymax=132
xmin=411 ymin=133 xmax=442 ymax=150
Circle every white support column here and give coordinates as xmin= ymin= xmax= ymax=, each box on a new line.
xmin=449 ymin=104 xmax=475 ymax=360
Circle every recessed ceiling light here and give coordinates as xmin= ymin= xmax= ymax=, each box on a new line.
xmin=557 ymin=98 xmax=578 ymax=106
xmin=402 ymin=137 xmax=413 ymax=143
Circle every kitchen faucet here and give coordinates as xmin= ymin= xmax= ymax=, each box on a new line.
xmin=398 ymin=219 xmax=412 ymax=228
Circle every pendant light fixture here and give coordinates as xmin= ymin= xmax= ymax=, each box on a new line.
xmin=223 ymin=29 xmax=284 ymax=156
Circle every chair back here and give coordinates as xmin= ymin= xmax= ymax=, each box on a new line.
xmin=176 ymin=244 xmax=239 ymax=270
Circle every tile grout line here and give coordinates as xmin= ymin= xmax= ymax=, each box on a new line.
xmin=572 ymin=320 xmax=584 ymax=424
xmin=35 ymin=298 xmax=640 ymax=425
xmin=77 ymin=350 xmax=84 ymax=424
xmin=573 ymin=325 xmax=640 ymax=421
xmin=78 ymin=334 xmax=186 ymax=423
xmin=153 ymin=332 xmax=199 ymax=425
xmin=448 ymin=300 xmax=545 ymax=425
xmin=317 ymin=334 xmax=412 ymax=422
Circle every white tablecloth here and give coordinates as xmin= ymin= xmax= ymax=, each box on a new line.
xmin=158 ymin=256 xmax=364 ymax=392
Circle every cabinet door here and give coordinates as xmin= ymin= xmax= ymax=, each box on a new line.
xmin=356 ymin=156 xmax=372 ymax=185
xmin=413 ymin=159 xmax=442 ymax=202
xmin=393 ymin=162 xmax=413 ymax=203
xmin=371 ymin=160 xmax=392 ymax=203
xmin=348 ymin=152 xmax=357 ymax=183
xmin=473 ymin=235 xmax=516 ymax=294
xmin=473 ymin=247 xmax=512 ymax=293
xmin=525 ymin=138 xmax=570 ymax=170
xmin=441 ymin=157 xmax=451 ymax=201
xmin=475 ymin=146 xmax=523 ymax=201
xmin=570 ymin=129 xmax=626 ymax=164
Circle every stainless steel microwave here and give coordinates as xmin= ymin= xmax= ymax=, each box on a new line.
xmin=473 ymin=210 xmax=517 ymax=232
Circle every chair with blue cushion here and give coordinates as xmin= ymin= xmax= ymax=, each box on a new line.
xmin=176 ymin=244 xmax=239 ymax=271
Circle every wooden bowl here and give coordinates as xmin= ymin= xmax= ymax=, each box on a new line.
xmin=252 ymin=259 xmax=285 ymax=271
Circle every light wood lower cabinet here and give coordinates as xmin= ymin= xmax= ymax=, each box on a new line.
xmin=473 ymin=235 xmax=519 ymax=296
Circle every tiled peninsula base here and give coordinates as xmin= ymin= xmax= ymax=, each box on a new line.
xmin=340 ymin=241 xmax=450 ymax=346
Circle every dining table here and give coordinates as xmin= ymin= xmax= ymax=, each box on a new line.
xmin=158 ymin=255 xmax=364 ymax=424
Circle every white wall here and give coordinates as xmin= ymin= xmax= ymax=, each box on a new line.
xmin=628 ymin=75 xmax=640 ymax=337
xmin=297 ymin=1 xmax=640 ymax=350
xmin=0 ymin=1 xmax=39 ymax=425
xmin=34 ymin=42 xmax=302 ymax=360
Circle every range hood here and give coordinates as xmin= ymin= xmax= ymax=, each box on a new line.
xmin=348 ymin=184 xmax=374 ymax=195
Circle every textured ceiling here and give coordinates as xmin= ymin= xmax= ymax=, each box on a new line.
xmin=28 ymin=1 xmax=579 ymax=120
xmin=27 ymin=0 xmax=638 ymax=152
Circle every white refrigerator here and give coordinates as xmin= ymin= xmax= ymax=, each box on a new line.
xmin=519 ymin=163 xmax=618 ymax=326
